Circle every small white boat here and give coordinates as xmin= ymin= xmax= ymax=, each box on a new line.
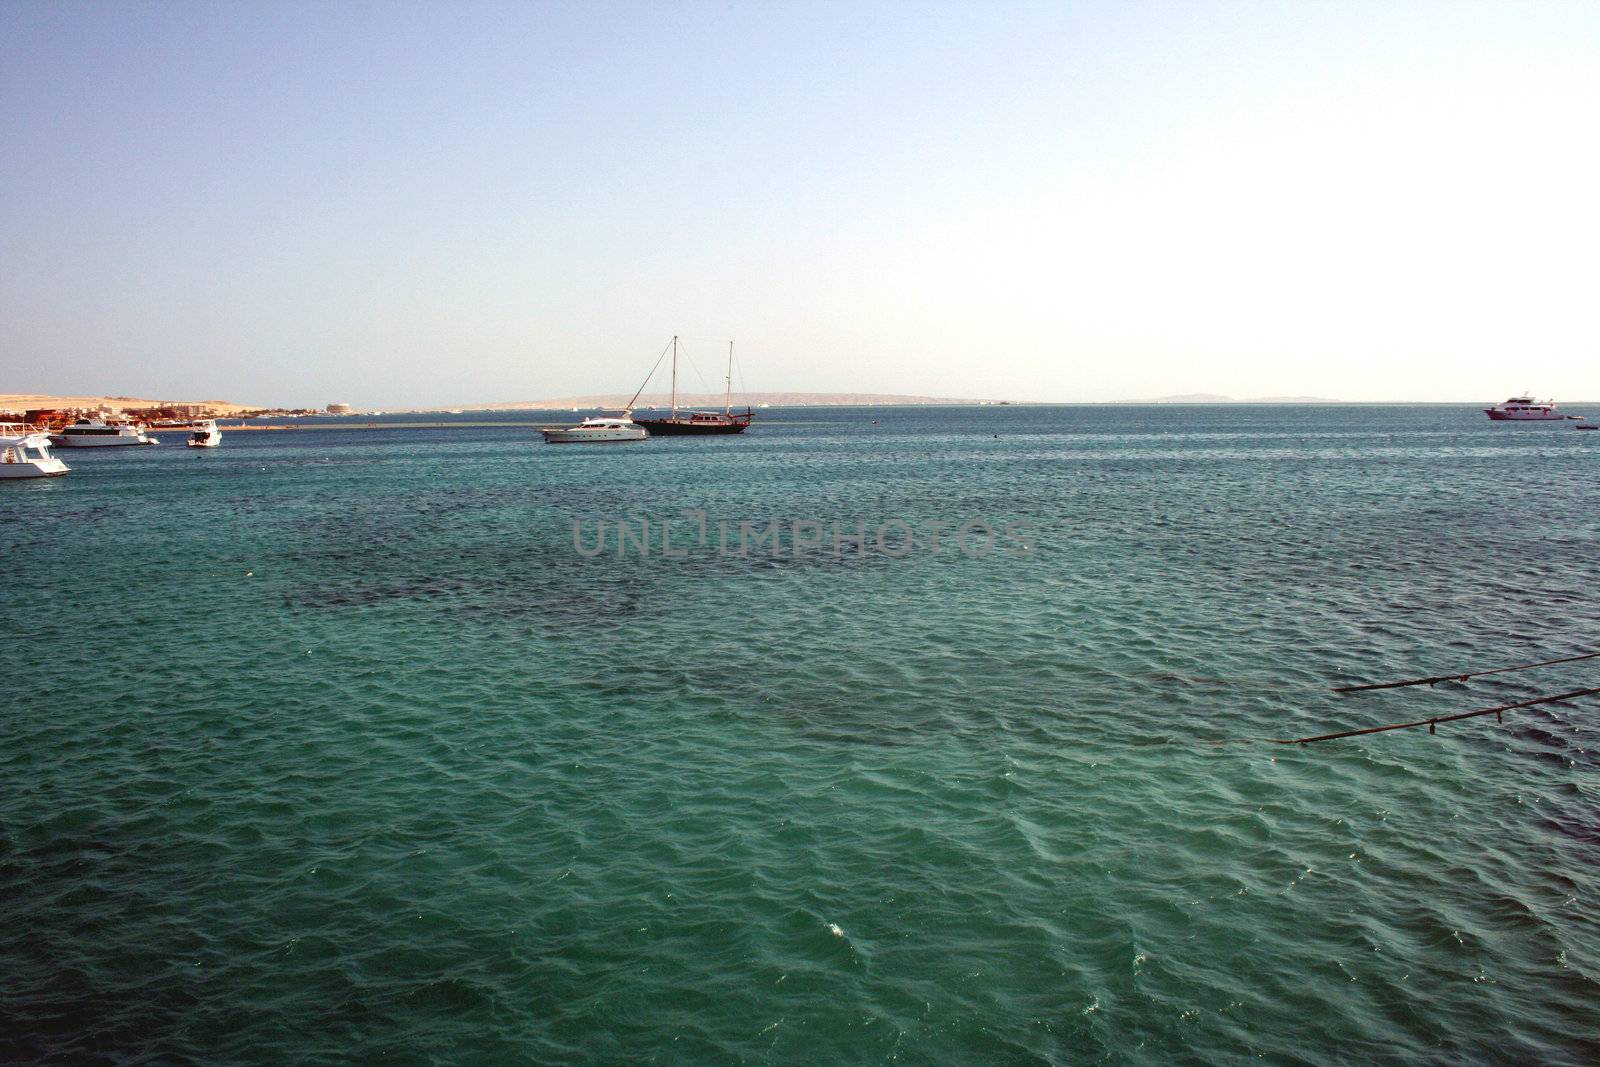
xmin=1484 ymin=395 xmax=1582 ymax=421
xmin=187 ymin=419 xmax=222 ymax=448
xmin=49 ymin=418 xmax=160 ymax=446
xmin=0 ymin=425 xmax=70 ymax=479
xmin=541 ymin=415 xmax=649 ymax=444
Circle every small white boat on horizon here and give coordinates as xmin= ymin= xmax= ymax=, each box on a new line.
xmin=0 ymin=425 xmax=70 ymax=479
xmin=541 ymin=415 xmax=649 ymax=444
xmin=187 ymin=420 xmax=222 ymax=448
xmin=49 ymin=418 xmax=160 ymax=446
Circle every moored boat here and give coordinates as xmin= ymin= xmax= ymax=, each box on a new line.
xmin=1483 ymin=396 xmax=1582 ymax=421
xmin=187 ymin=420 xmax=222 ymax=448
xmin=0 ymin=425 xmax=70 ymax=479
xmin=48 ymin=418 xmax=160 ymax=446
xmin=631 ymin=338 xmax=754 ymax=436
xmin=541 ymin=415 xmax=649 ymax=444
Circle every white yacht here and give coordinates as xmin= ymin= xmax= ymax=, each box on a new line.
xmin=541 ymin=415 xmax=649 ymax=444
xmin=187 ymin=420 xmax=222 ymax=448
xmin=49 ymin=419 xmax=160 ymax=446
xmin=0 ymin=425 xmax=70 ymax=479
xmin=1484 ymin=396 xmax=1582 ymax=421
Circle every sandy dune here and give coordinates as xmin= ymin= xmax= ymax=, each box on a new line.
xmin=0 ymin=394 xmax=258 ymax=415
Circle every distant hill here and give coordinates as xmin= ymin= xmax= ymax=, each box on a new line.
xmin=437 ymin=391 xmax=998 ymax=410
xmin=1121 ymin=393 xmax=1344 ymax=404
xmin=1129 ymin=393 xmax=1235 ymax=404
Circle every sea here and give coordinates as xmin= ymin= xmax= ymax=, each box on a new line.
xmin=3 ymin=404 xmax=1598 ymax=1064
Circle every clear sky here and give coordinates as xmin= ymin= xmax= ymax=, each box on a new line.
xmin=3 ymin=0 xmax=1597 ymax=406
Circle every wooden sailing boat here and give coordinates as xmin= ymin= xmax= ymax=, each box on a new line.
xmin=632 ymin=337 xmax=754 ymax=435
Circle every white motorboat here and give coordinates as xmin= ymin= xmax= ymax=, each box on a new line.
xmin=541 ymin=415 xmax=649 ymax=444
xmin=1484 ymin=396 xmax=1582 ymax=421
xmin=187 ymin=420 xmax=222 ymax=448
xmin=48 ymin=418 xmax=160 ymax=446
xmin=0 ymin=425 xmax=70 ymax=479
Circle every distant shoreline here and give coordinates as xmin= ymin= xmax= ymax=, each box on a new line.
xmin=9 ymin=392 xmax=1593 ymax=416
xmin=438 ymin=392 xmax=999 ymax=409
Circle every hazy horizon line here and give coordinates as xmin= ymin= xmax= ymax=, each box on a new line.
xmin=9 ymin=390 xmax=1598 ymax=411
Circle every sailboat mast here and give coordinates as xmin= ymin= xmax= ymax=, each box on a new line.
xmin=671 ymin=335 xmax=678 ymax=417
xmin=725 ymin=341 xmax=733 ymax=415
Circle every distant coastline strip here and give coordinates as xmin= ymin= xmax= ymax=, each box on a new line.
xmin=1275 ymin=687 xmax=1600 ymax=745
xmin=1330 ymin=650 xmax=1600 ymax=693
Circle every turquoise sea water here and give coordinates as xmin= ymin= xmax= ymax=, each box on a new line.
xmin=4 ymin=405 xmax=1598 ymax=1064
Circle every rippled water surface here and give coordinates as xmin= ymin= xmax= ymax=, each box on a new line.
xmin=4 ymin=405 xmax=1599 ymax=1064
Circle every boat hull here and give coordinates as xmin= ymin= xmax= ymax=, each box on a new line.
xmin=49 ymin=434 xmax=156 ymax=446
xmin=1484 ymin=410 xmax=1569 ymax=421
xmin=0 ymin=456 xmax=69 ymax=478
xmin=0 ymin=466 xmax=68 ymax=478
xmin=541 ymin=429 xmax=649 ymax=443
xmin=632 ymin=418 xmax=751 ymax=435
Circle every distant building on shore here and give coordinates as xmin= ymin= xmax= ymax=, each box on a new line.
xmin=126 ymin=402 xmax=213 ymax=420
xmin=24 ymin=406 xmax=115 ymax=427
xmin=326 ymin=402 xmax=353 ymax=415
